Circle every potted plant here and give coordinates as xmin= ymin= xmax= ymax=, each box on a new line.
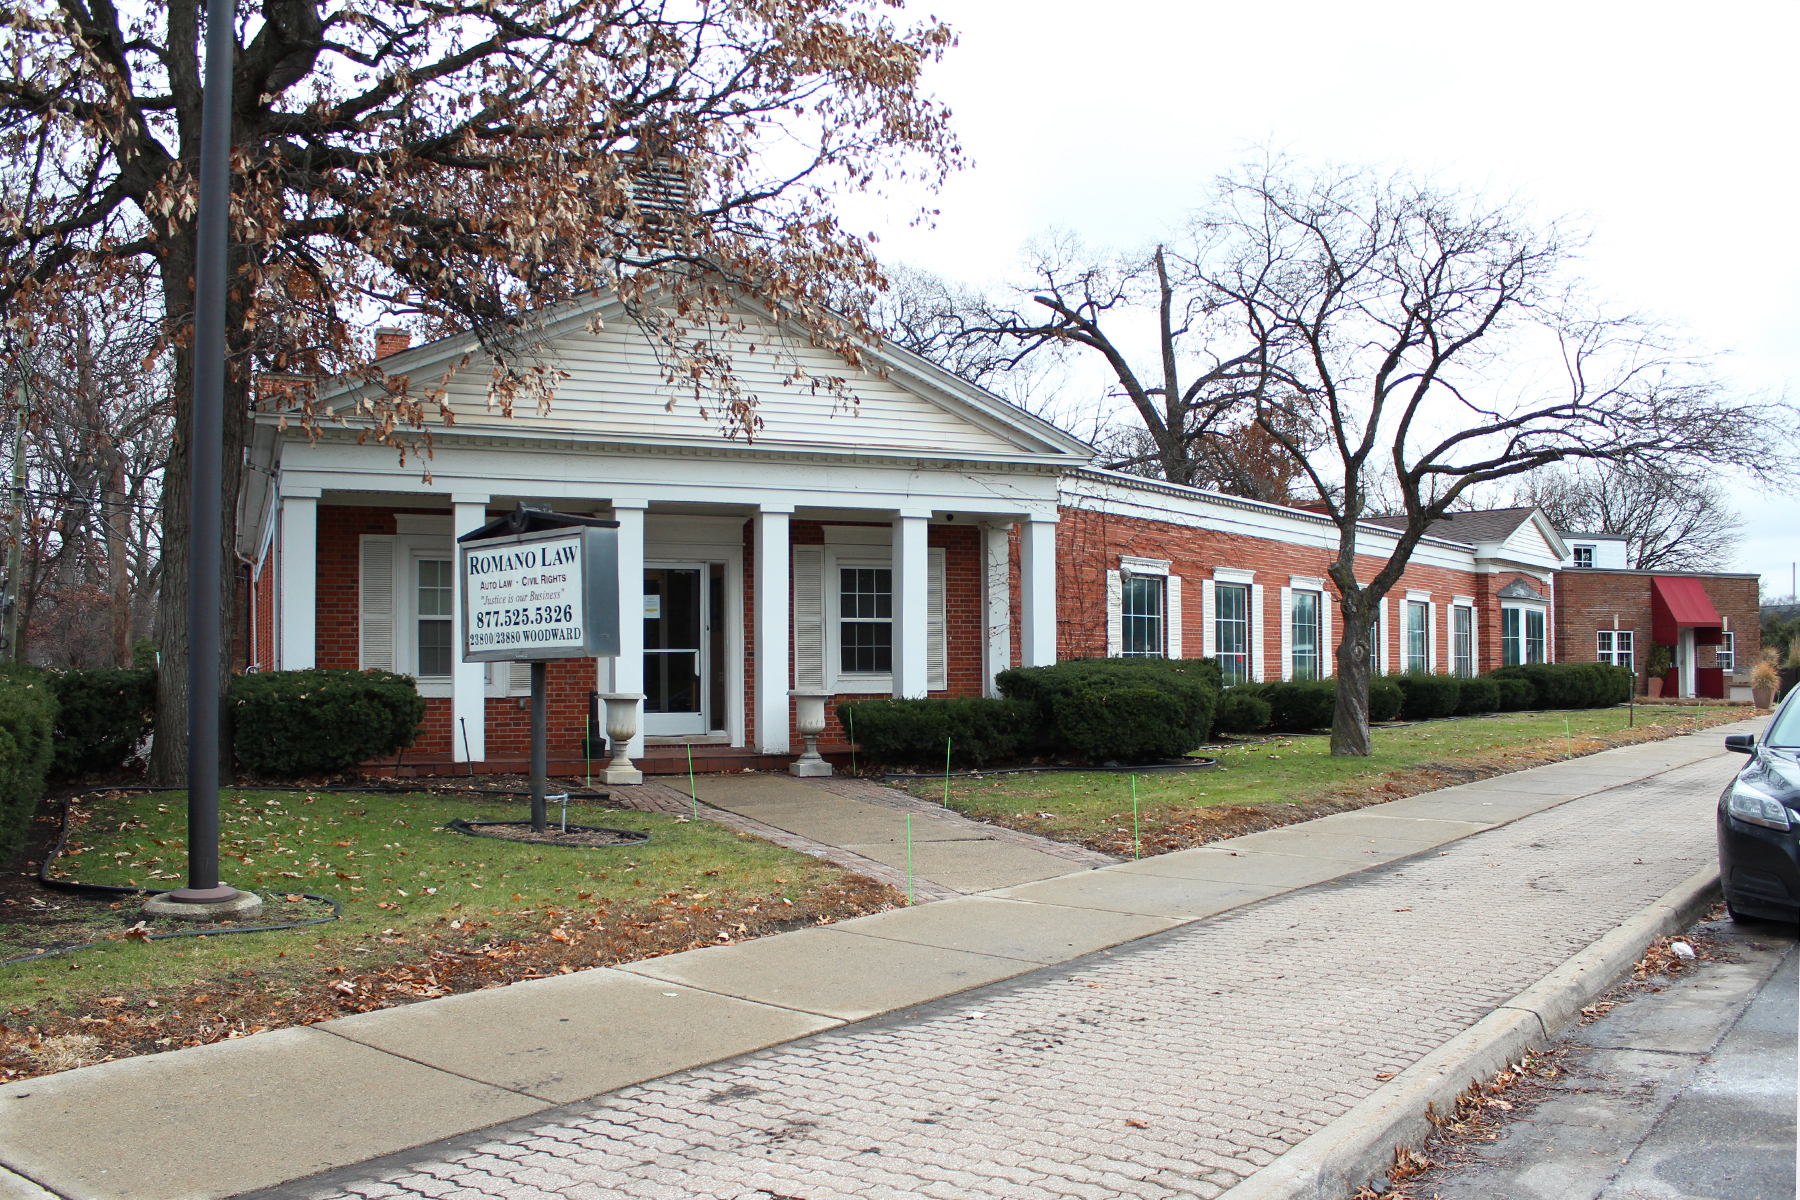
xmin=1645 ymin=644 xmax=1673 ymax=698
xmin=1751 ymin=660 xmax=1780 ymax=709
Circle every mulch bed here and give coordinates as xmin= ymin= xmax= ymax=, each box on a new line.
xmin=447 ymin=819 xmax=650 ymax=848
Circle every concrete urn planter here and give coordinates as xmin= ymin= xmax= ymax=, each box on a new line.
xmin=599 ymin=692 xmax=645 ymax=785
xmin=1752 ymin=685 xmax=1775 ymax=709
xmin=788 ymin=690 xmax=833 ymax=777
xmin=1646 ymin=677 xmax=1665 ymax=699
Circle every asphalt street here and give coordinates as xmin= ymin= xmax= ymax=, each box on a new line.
xmin=1419 ymin=913 xmax=1797 ymax=1200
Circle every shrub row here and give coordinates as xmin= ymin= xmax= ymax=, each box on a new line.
xmin=0 ymin=665 xmax=58 ymax=861
xmin=1488 ymin=662 xmax=1633 ymax=709
xmin=840 ymin=658 xmax=1222 ymax=768
xmin=48 ymin=667 xmax=156 ymax=778
xmin=232 ymin=669 xmax=426 ymax=777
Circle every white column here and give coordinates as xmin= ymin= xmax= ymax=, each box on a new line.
xmin=892 ymin=512 xmax=931 ymax=699
xmin=278 ymin=490 xmax=318 ymax=670
xmin=754 ymin=506 xmax=792 ymax=753
xmin=613 ymin=500 xmax=648 ymax=758
xmin=1019 ymin=517 xmax=1058 ymax=668
xmin=451 ymin=496 xmax=489 ymax=763
xmin=982 ymin=522 xmax=1013 ymax=697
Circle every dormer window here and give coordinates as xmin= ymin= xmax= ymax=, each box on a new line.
xmin=1573 ymin=545 xmax=1594 ymax=568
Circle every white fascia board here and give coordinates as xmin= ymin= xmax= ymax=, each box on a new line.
xmin=1061 ymin=470 xmax=1480 ymax=570
xmin=1527 ymin=508 xmax=1570 ymax=560
xmin=272 ymin=435 xmax=1064 ymax=517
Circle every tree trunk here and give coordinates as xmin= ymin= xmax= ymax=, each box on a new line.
xmin=1330 ymin=597 xmax=1375 ymax=756
xmin=148 ymin=233 xmax=250 ymax=785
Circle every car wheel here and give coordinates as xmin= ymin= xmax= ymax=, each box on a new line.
xmin=1726 ymin=900 xmax=1757 ymax=924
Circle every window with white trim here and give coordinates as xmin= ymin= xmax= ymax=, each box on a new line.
xmin=1572 ymin=545 xmax=1594 ymax=568
xmin=1452 ymin=605 xmax=1474 ymax=677
xmin=1405 ymin=601 xmax=1429 ymax=673
xmin=1216 ymin=582 xmax=1250 ymax=683
xmin=1596 ymin=629 xmax=1635 ymax=671
xmin=1290 ymin=590 xmax=1321 ymax=680
xmin=1121 ymin=575 xmax=1166 ymax=657
xmin=838 ymin=567 xmax=893 ymax=674
xmin=1716 ymin=631 xmax=1735 ymax=673
xmin=416 ymin=559 xmax=454 ymax=678
xmin=1502 ymin=606 xmax=1546 ymax=665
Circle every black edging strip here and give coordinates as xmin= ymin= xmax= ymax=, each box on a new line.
xmin=3 ymin=780 xmax=612 ymax=968
xmin=445 ymin=818 xmax=650 ymax=847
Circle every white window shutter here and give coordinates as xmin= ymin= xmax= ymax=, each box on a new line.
xmin=1106 ymin=570 xmax=1122 ymax=657
xmin=792 ymin=547 xmax=825 ymax=690
xmin=1321 ymin=590 xmax=1334 ymax=677
xmin=928 ymin=547 xmax=947 ymax=690
xmin=1427 ymin=602 xmax=1438 ymax=673
xmin=1250 ymin=584 xmax=1265 ymax=681
xmin=1201 ymin=579 xmax=1216 ymax=659
xmin=508 ymin=660 xmax=533 ymax=695
xmin=359 ymin=536 xmax=396 ymax=672
xmin=1469 ymin=605 xmax=1480 ymax=673
xmin=1280 ymin=587 xmax=1294 ymax=680
xmin=1165 ymin=575 xmax=1183 ymax=659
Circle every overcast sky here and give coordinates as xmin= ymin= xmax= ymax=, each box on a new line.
xmin=842 ymin=0 xmax=1800 ymax=594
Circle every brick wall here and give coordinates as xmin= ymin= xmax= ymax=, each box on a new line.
xmin=1054 ymin=505 xmax=1489 ymax=677
xmin=1554 ymin=570 xmax=1761 ymax=692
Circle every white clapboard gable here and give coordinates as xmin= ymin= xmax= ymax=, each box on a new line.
xmin=383 ymin=302 xmax=1061 ymax=459
xmin=1498 ymin=517 xmax=1558 ymax=564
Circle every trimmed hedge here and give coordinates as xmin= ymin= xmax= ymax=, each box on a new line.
xmin=232 ymin=669 xmax=425 ymax=778
xmin=1262 ymin=679 xmax=1336 ymax=732
xmin=1455 ymin=675 xmax=1501 ymax=715
xmin=0 ymin=665 xmax=58 ymax=862
xmin=1495 ymin=676 xmax=1536 ymax=710
xmin=1392 ymin=673 xmax=1462 ymax=721
xmin=1211 ymin=687 xmax=1272 ymax=737
xmin=1367 ymin=676 xmax=1403 ymax=723
xmin=47 ymin=667 xmax=156 ymax=779
xmin=996 ymin=658 xmax=1222 ymax=763
xmin=835 ymin=697 xmax=1033 ymax=769
xmin=1488 ymin=662 xmax=1632 ymax=710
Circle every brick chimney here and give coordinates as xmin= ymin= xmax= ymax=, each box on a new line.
xmin=374 ymin=326 xmax=412 ymax=360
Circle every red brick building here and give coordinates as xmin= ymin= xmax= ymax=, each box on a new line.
xmin=240 ymin=300 xmax=1757 ymax=774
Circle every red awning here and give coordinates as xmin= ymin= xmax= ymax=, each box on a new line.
xmin=1651 ymin=576 xmax=1724 ymax=646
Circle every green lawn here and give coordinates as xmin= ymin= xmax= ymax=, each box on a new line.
xmin=904 ymin=706 xmax=1748 ymax=853
xmin=0 ymin=788 xmax=885 ymax=1015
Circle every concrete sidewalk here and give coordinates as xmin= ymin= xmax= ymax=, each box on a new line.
xmin=0 ymin=720 xmax=1760 ymax=1200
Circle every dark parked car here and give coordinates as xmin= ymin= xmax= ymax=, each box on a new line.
xmin=1718 ymin=688 xmax=1800 ymax=923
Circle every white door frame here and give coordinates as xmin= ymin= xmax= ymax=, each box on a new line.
xmin=643 ymin=559 xmax=711 ymax=736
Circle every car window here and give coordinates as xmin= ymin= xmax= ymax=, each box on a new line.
xmin=1767 ymin=695 xmax=1800 ymax=748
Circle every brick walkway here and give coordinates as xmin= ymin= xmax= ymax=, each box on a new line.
xmin=609 ymin=776 xmax=1113 ymax=903
xmin=291 ymin=755 xmax=1730 ymax=1200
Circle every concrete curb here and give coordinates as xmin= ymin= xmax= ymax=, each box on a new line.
xmin=1219 ymin=864 xmax=1722 ymax=1200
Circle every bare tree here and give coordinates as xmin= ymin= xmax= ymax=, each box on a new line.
xmin=1 ymin=285 xmax=170 ymax=667
xmin=0 ymin=0 xmax=960 ymax=780
xmin=1196 ymin=156 xmax=1790 ymax=755
xmin=890 ymin=233 xmax=1313 ymax=494
xmin=1513 ymin=462 xmax=1742 ymax=571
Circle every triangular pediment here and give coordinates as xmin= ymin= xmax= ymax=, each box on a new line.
xmin=320 ymin=295 xmax=1090 ymax=463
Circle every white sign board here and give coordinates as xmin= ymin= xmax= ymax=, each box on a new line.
xmin=459 ymin=525 xmax=619 ymax=662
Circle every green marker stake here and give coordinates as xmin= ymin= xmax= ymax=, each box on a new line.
xmin=1131 ymin=774 xmax=1140 ymax=860
xmin=1566 ymin=717 xmax=1573 ymax=759
xmin=905 ymin=813 xmax=914 ymax=905
xmin=943 ymin=737 xmax=953 ymax=808
xmin=687 ymin=743 xmax=698 ymax=819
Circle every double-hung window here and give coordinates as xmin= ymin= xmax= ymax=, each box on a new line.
xmin=1452 ymin=605 xmax=1474 ymax=677
xmin=415 ymin=559 xmax=455 ymax=678
xmin=839 ymin=567 xmax=893 ymax=674
xmin=1405 ymin=602 xmax=1429 ymax=673
xmin=1717 ymin=631 xmax=1735 ymax=673
xmin=1596 ymin=629 xmax=1635 ymax=671
xmin=1572 ymin=546 xmax=1594 ymax=568
xmin=1121 ymin=575 xmax=1166 ymax=657
xmin=1290 ymin=590 xmax=1321 ymax=680
xmin=1216 ymin=583 xmax=1251 ymax=683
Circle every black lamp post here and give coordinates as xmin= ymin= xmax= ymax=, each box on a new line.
xmin=162 ymin=0 xmax=241 ymax=909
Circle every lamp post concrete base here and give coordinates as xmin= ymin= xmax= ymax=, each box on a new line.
xmin=141 ymin=890 xmax=264 ymax=922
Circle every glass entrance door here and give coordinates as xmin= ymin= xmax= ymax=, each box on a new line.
xmin=644 ymin=565 xmax=707 ymax=735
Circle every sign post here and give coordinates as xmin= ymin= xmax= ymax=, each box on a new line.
xmin=459 ymin=506 xmax=620 ymax=830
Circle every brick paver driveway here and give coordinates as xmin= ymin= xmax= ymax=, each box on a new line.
xmin=281 ymin=756 xmax=1731 ymax=1200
